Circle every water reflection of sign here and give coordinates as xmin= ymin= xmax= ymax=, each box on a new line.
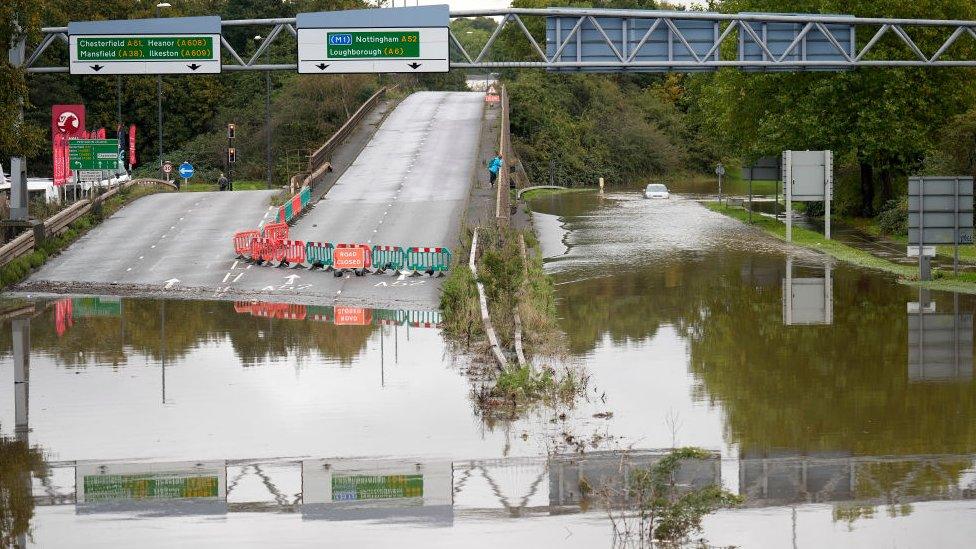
xmin=76 ymin=461 xmax=227 ymax=504
xmin=72 ymin=297 xmax=121 ymax=317
xmin=303 ymin=459 xmax=451 ymax=506
xmin=334 ymin=306 xmax=371 ymax=326
xmin=908 ymin=312 xmax=973 ymax=382
xmin=332 ymin=474 xmax=423 ymax=501
xmin=782 ymin=258 xmax=833 ymax=325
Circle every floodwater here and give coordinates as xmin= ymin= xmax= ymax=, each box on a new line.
xmin=1 ymin=190 xmax=975 ymax=547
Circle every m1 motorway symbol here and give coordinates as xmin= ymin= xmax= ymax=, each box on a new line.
xmin=297 ymin=6 xmax=449 ymax=74
xmin=68 ymin=16 xmax=221 ymax=75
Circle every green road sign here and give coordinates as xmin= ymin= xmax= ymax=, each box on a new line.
xmin=75 ymin=36 xmax=214 ymax=62
xmin=69 ymin=139 xmax=119 ymax=170
xmin=331 ymin=474 xmax=423 ymax=501
xmin=83 ymin=473 xmax=220 ymax=502
xmin=326 ymin=32 xmax=420 ymax=59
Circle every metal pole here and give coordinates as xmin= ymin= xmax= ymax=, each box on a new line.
xmin=825 ymin=151 xmax=832 ymax=240
xmin=749 ymin=168 xmax=760 ymax=225
xmin=266 ymin=71 xmax=272 ymax=189
xmin=117 ymin=75 xmax=122 ymax=126
xmin=954 ymin=177 xmax=960 ymax=275
xmin=785 ymin=152 xmax=793 ymax=242
xmin=13 ymin=318 xmax=30 ymax=441
xmin=919 ymin=179 xmax=926 ymax=281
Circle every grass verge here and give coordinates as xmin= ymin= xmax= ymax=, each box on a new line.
xmin=180 ymin=180 xmax=273 ymax=193
xmin=842 ymin=215 xmax=976 ymax=264
xmin=0 ymin=184 xmax=166 ymax=288
xmin=705 ymin=202 xmax=915 ymax=278
xmin=706 ymin=202 xmax=976 ymax=294
xmin=518 ymin=187 xmax=593 ymax=201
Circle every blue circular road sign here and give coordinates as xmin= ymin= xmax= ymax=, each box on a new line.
xmin=179 ymin=162 xmax=195 ymax=179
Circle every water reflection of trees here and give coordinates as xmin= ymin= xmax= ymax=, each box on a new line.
xmin=0 ymin=434 xmax=46 ymax=547
xmin=556 ymin=251 xmax=976 ymax=457
xmin=0 ymin=300 xmax=374 ymax=367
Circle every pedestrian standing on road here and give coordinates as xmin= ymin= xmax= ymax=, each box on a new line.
xmin=487 ymin=152 xmax=502 ymax=186
xmin=218 ymin=172 xmax=229 ymax=192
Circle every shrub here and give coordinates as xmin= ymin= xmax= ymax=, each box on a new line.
xmin=876 ymin=198 xmax=908 ymax=236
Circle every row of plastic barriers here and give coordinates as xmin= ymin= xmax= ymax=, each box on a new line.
xmin=232 ymin=229 xmax=453 ymax=276
xmin=233 ymin=301 xmax=443 ymax=328
xmin=277 ymin=186 xmax=312 ymax=224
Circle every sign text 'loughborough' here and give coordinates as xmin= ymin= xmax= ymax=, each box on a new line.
xmin=297 ymin=5 xmax=449 ymax=74
xmin=68 ymin=16 xmax=221 ymax=75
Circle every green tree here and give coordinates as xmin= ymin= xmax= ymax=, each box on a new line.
xmin=694 ymin=0 xmax=976 ymax=215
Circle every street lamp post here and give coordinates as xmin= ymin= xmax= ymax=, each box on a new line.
xmin=155 ymin=3 xmax=171 ymax=170
xmin=255 ymin=35 xmax=273 ymax=189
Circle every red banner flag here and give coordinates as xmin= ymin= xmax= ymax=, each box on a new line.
xmin=96 ymin=127 xmax=106 ymax=139
xmin=52 ymin=105 xmax=85 ymax=187
xmin=128 ymin=124 xmax=137 ymax=168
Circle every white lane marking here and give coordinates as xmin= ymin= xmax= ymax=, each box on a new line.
xmin=151 ymin=245 xmax=156 ymax=248
xmin=233 ymin=272 xmax=244 ymax=282
xmin=397 ymin=273 xmax=407 ymax=281
xmin=138 ymin=256 xmax=144 ymax=260
xmin=170 ymin=226 xmax=175 ymax=229
xmin=231 ymin=260 xmax=239 ymax=270
xmin=126 ymin=267 xmax=132 ymax=272
xmin=161 ymin=235 xmax=167 ymax=238
xmin=179 ymin=217 xmax=184 ymax=221
xmin=222 ymin=272 xmax=231 ymax=283
xmin=164 ymin=278 xmax=180 ymax=289
xmin=336 ymin=290 xmax=342 ymax=295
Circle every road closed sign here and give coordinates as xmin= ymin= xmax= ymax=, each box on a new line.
xmin=333 ymin=246 xmax=370 ymax=269
xmin=297 ymin=5 xmax=449 ymax=74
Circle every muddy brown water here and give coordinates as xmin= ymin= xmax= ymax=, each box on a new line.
xmin=1 ymin=190 xmax=974 ymax=547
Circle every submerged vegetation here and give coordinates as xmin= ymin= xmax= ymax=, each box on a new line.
xmin=602 ymin=448 xmax=743 ymax=548
xmin=441 ymin=224 xmax=584 ymax=414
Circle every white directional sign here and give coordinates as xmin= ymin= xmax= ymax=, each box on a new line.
xmin=297 ymin=5 xmax=449 ymax=74
xmin=68 ymin=16 xmax=221 ymax=75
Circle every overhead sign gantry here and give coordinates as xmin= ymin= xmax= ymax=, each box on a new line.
xmin=68 ymin=16 xmax=221 ymax=75
xmin=297 ymin=5 xmax=450 ymax=74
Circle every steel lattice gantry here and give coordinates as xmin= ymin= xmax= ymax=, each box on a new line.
xmin=18 ymin=8 xmax=976 ymax=73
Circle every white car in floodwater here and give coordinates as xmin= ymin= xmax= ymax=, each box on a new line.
xmin=644 ymin=183 xmax=670 ymax=199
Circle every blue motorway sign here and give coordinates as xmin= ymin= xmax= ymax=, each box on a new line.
xmin=178 ymin=162 xmax=194 ymax=179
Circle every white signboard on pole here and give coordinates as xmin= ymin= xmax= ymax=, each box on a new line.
xmin=297 ymin=6 xmax=450 ymax=74
xmin=782 ymin=150 xmax=833 ymax=242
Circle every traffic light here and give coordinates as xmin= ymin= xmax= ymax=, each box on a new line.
xmin=227 ymin=147 xmax=237 ymax=164
xmin=227 ymin=123 xmax=236 ymax=140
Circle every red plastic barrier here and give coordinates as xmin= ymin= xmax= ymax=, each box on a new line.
xmin=285 ymin=240 xmax=306 ymax=265
xmin=263 ymin=221 xmax=290 ymax=242
xmin=234 ymin=230 xmax=260 ymax=257
xmin=291 ymin=194 xmax=302 ymax=216
xmin=334 ymin=244 xmax=372 ymax=270
xmin=234 ymin=301 xmax=255 ymax=313
xmin=277 ymin=206 xmax=286 ymax=224
xmin=250 ymin=238 xmax=266 ymax=261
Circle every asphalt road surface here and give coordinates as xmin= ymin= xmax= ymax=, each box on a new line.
xmin=22 ymin=91 xmax=484 ymax=310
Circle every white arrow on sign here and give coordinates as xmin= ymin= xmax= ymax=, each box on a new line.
xmin=283 ymin=274 xmax=301 ymax=285
xmin=164 ymin=278 xmax=179 ymax=289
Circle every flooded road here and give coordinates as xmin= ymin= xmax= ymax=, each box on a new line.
xmin=1 ymin=190 xmax=975 ymax=547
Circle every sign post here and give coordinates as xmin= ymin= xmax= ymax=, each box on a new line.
xmin=715 ymin=163 xmax=725 ymax=205
xmin=162 ymin=160 xmax=173 ymax=183
xmin=178 ymin=161 xmax=194 ymax=189
xmin=68 ymin=17 xmax=221 ymax=75
xmin=781 ymin=150 xmax=833 ymax=242
xmin=297 ymin=6 xmax=449 ymax=74
xmin=69 ymin=139 xmax=120 ymax=170
xmin=742 ymin=156 xmax=781 ymax=224
xmin=908 ymin=176 xmax=974 ymax=280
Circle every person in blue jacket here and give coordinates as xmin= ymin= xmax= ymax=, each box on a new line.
xmin=487 ymin=153 xmax=503 ymax=186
